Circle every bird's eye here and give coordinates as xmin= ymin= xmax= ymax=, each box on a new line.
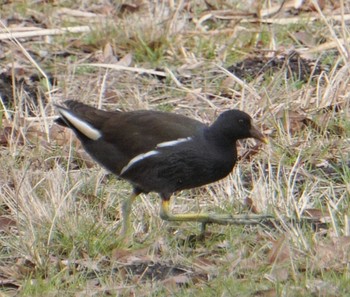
xmin=238 ymin=118 xmax=250 ymax=127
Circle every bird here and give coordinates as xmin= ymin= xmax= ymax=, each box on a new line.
xmin=55 ymin=100 xmax=269 ymax=236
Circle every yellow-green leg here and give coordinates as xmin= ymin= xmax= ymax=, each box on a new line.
xmin=159 ymin=200 xmax=273 ymax=233
xmin=121 ymin=189 xmax=140 ymax=237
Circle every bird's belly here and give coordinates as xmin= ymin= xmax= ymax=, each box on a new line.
xmin=126 ymin=157 xmax=235 ymax=195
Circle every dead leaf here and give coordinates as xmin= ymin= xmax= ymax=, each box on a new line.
xmin=161 ymin=274 xmax=190 ymax=289
xmin=49 ymin=125 xmax=73 ymax=146
xmin=111 ymin=248 xmax=133 ymax=261
xmin=266 ymin=265 xmax=289 ymax=282
xmin=25 ymin=125 xmax=48 ymax=145
xmin=299 ymin=0 xmax=326 ymax=11
xmin=204 ymin=0 xmax=217 ymax=10
xmin=15 ymin=258 xmax=36 ymax=276
xmin=119 ymin=3 xmax=142 ymax=15
xmin=0 ymin=119 xmax=24 ymax=146
xmin=191 ymin=256 xmax=220 ymax=275
xmin=89 ymin=3 xmax=115 ymax=15
xmin=303 ymin=208 xmax=331 ymax=223
xmin=314 ymin=236 xmax=350 ymax=271
xmin=277 ymin=109 xmax=335 ymax=136
xmin=268 ymin=235 xmax=290 ymax=264
xmin=306 ymin=279 xmax=339 ymax=297
xmin=104 ymin=90 xmax=122 ymax=103
xmin=0 ymin=216 xmax=16 ymax=231
xmin=111 ymin=247 xmax=151 ymax=264
xmin=237 ymin=258 xmax=261 ymax=271
xmin=0 ymin=276 xmax=20 ymax=290
xmin=293 ymin=31 xmax=317 ymax=47
xmin=244 ymin=197 xmax=260 ymax=214
xmin=116 ymin=53 xmax=133 ymax=67
xmin=103 ymin=43 xmax=118 ymax=63
xmin=61 ymin=258 xmax=102 ymax=272
xmin=276 ymin=110 xmax=309 ymax=135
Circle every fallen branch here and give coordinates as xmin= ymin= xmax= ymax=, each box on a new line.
xmin=0 ymin=26 xmax=91 ymax=40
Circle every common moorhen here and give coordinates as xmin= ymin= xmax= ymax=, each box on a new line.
xmin=55 ymin=100 xmax=268 ymax=235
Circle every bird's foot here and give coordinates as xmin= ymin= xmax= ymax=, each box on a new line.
xmin=204 ymin=213 xmax=274 ymax=225
xmin=200 ymin=213 xmax=274 ymax=234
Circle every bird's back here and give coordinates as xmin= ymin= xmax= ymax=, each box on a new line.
xmin=56 ymin=100 xmax=207 ymax=174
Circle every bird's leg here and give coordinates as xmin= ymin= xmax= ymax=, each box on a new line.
xmin=159 ymin=200 xmax=273 ymax=233
xmin=120 ymin=189 xmax=140 ymax=237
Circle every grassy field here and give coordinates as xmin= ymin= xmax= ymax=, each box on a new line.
xmin=0 ymin=0 xmax=350 ymax=296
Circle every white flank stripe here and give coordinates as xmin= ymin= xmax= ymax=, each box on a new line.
xmin=121 ymin=150 xmax=159 ymax=175
xmin=157 ymin=137 xmax=191 ymax=148
xmin=58 ymin=108 xmax=102 ymax=140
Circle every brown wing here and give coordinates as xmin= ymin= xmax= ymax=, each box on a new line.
xmin=56 ymin=100 xmax=206 ymax=174
xmin=101 ymin=110 xmax=206 ymax=157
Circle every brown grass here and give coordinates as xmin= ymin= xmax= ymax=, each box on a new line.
xmin=0 ymin=0 xmax=350 ymax=296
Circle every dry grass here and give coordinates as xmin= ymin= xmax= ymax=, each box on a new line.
xmin=0 ymin=0 xmax=350 ymax=296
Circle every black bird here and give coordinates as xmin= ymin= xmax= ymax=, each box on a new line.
xmin=55 ymin=100 xmax=268 ymax=235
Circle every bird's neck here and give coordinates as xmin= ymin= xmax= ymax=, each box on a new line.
xmin=204 ymin=125 xmax=237 ymax=148
xmin=203 ymin=128 xmax=238 ymax=160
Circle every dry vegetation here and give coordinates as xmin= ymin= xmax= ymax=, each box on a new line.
xmin=0 ymin=0 xmax=350 ymax=296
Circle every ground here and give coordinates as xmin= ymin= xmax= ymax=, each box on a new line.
xmin=0 ymin=0 xmax=350 ymax=296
